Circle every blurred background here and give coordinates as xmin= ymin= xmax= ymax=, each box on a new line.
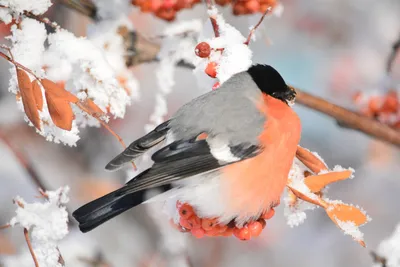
xmin=0 ymin=0 xmax=400 ymax=266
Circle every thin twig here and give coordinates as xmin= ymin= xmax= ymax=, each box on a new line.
xmin=24 ymin=228 xmax=39 ymax=267
xmin=0 ymin=4 xmax=60 ymax=30
xmin=244 ymin=7 xmax=272 ymax=45
xmin=22 ymin=11 xmax=61 ymax=30
xmin=57 ymin=0 xmax=96 ymax=18
xmin=0 ymin=224 xmax=11 ymax=230
xmin=75 ymin=102 xmax=137 ymax=170
xmin=0 ymin=131 xmax=47 ymax=190
xmin=293 ymin=87 xmax=400 ymax=146
xmin=205 ymin=0 xmax=220 ymax=37
xmin=0 ymin=50 xmax=41 ymax=80
xmin=386 ymin=33 xmax=400 ymax=74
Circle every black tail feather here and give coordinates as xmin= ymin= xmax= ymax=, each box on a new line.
xmin=72 ymin=189 xmax=145 ymax=233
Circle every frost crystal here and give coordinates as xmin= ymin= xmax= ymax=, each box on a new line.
xmin=9 ymin=187 xmax=70 ymax=267
xmin=334 ymin=218 xmax=364 ymax=242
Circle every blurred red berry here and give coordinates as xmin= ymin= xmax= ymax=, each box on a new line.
xmin=205 ymin=62 xmax=218 ymax=78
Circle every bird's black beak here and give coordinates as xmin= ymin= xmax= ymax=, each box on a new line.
xmin=271 ymin=86 xmax=296 ymax=105
xmin=285 ymin=86 xmax=296 ymax=105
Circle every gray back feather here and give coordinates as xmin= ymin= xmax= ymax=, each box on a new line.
xmin=168 ymin=72 xmax=265 ymax=146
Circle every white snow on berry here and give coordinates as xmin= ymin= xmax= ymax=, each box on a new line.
xmin=196 ymin=8 xmax=253 ymax=85
xmin=8 ymin=187 xmax=70 ymax=267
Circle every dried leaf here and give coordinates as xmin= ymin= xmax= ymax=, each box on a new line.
xmin=326 ymin=203 xmax=368 ymax=247
xmin=45 ymin=92 xmax=74 ymax=131
xmin=32 ymin=80 xmax=43 ymax=111
xmin=41 ymin=79 xmax=79 ymax=103
xmin=304 ymin=170 xmax=353 ymax=192
xmin=326 ymin=203 xmax=368 ymax=227
xmin=296 ymin=146 xmax=328 ymax=173
xmin=17 ymin=69 xmax=41 ymax=130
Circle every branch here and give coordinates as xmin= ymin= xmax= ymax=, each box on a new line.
xmin=56 ymin=0 xmax=96 ymax=18
xmin=386 ymin=33 xmax=400 ymax=74
xmin=244 ymin=7 xmax=272 ymax=45
xmin=24 ymin=228 xmax=39 ymax=267
xmin=0 ymin=224 xmax=11 ymax=230
xmin=0 ymin=131 xmax=47 ymax=190
xmin=293 ymin=87 xmax=400 ymax=146
xmin=370 ymin=251 xmax=387 ymax=267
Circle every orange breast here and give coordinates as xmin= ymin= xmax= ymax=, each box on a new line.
xmin=221 ymin=95 xmax=301 ymax=220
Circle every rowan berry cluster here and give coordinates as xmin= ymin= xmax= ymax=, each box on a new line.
xmin=216 ymin=0 xmax=279 ymax=15
xmin=133 ymin=0 xmax=279 ymax=21
xmin=353 ymin=90 xmax=400 ymax=128
xmin=132 ymin=0 xmax=201 ymax=21
xmin=173 ymin=202 xmax=277 ymax=240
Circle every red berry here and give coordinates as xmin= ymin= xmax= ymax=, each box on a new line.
xmin=187 ymin=215 xmax=202 ymax=229
xmin=262 ymin=208 xmax=275 ymax=220
xmin=212 ymin=82 xmax=220 ymax=90
xmin=205 ymin=62 xmax=218 ymax=78
xmin=179 ymin=217 xmax=192 ymax=229
xmin=179 ymin=203 xmax=194 ymax=219
xmin=191 ymin=228 xmax=206 ymax=238
xmin=161 ymin=0 xmax=176 ymax=9
xmin=195 ymin=42 xmax=211 ymax=58
xmin=245 ymin=0 xmax=260 ymax=13
xmin=247 ymin=221 xmax=263 ymax=237
xmin=234 ymin=226 xmax=251 ymax=240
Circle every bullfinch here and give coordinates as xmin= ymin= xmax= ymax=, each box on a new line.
xmin=72 ymin=64 xmax=301 ymax=234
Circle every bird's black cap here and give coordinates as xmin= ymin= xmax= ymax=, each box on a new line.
xmin=247 ymin=64 xmax=296 ymax=104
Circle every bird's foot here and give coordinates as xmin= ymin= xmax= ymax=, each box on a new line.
xmin=170 ymin=201 xmax=277 ymax=240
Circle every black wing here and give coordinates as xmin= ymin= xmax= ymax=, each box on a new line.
xmin=119 ymin=138 xmax=261 ymax=195
xmin=105 ymin=120 xmax=171 ymax=171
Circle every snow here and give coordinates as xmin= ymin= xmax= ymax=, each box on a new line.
xmin=0 ymin=0 xmax=52 ymax=16
xmin=145 ymin=20 xmax=201 ymax=132
xmin=7 ymin=187 xmax=70 ymax=267
xmin=376 ymin=223 xmax=400 ymax=267
xmin=285 ymin=160 xmax=318 ymax=227
xmin=195 ymin=7 xmax=253 ymax=85
xmin=92 ymin=0 xmax=131 ymax=20
xmin=86 ymin=16 xmax=140 ymax=102
xmin=0 ymin=8 xmax=12 ymax=24
xmin=8 ymin=18 xmax=46 ymax=87
xmin=46 ymin=29 xmax=131 ymax=119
